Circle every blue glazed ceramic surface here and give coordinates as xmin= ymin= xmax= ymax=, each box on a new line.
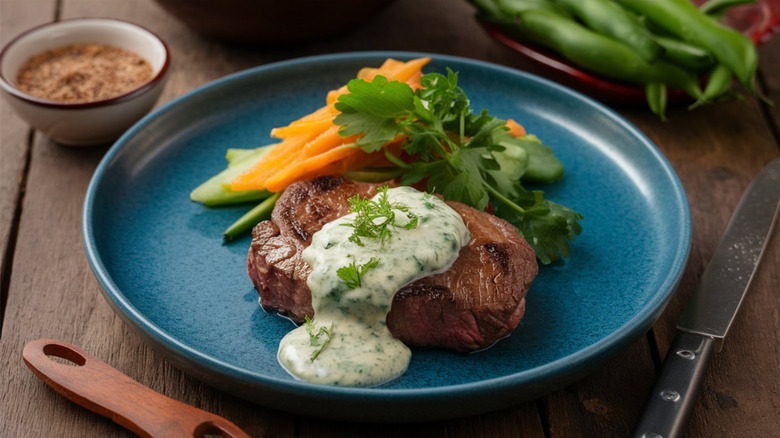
xmin=83 ymin=52 xmax=690 ymax=422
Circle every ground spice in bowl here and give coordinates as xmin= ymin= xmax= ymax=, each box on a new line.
xmin=15 ymin=43 xmax=153 ymax=103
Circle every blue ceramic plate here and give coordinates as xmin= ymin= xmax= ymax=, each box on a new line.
xmin=83 ymin=52 xmax=690 ymax=422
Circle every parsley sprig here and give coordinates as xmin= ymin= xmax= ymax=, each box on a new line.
xmin=343 ymin=185 xmax=418 ymax=248
xmin=337 ymin=256 xmax=380 ymax=289
xmin=333 ymin=70 xmax=582 ymax=264
xmin=304 ymin=315 xmax=334 ymax=362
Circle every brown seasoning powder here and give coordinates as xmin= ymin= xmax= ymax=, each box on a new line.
xmin=15 ymin=43 xmax=153 ymax=103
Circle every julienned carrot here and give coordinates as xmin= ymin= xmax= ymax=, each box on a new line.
xmin=265 ymin=143 xmax=401 ymax=192
xmin=263 ymin=145 xmax=363 ymax=192
xmin=230 ymin=134 xmax=311 ymax=187
xmin=302 ymin=125 xmax=357 ymax=158
xmin=325 ymin=58 xmax=430 ymax=105
xmin=270 ymin=111 xmax=335 ymax=139
xmin=231 ymin=57 xmax=431 ymax=192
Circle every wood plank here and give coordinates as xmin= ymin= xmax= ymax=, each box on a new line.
xmin=540 ymin=336 xmax=657 ymax=437
xmin=0 ymin=3 xmax=59 ymax=438
xmin=0 ymin=0 xmax=286 ymax=437
xmin=759 ymin=36 xmax=780 ymax=130
xmin=0 ymin=133 xmax=128 ymax=438
xmin=530 ymin=20 xmax=780 ymax=438
xmin=685 ymin=33 xmax=780 ymax=438
xmin=298 ymin=407 xmax=544 ymax=438
xmin=624 ymin=38 xmax=780 ymax=436
xmin=0 ymin=0 xmax=57 ymax=330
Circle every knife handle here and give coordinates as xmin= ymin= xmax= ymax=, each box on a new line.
xmin=632 ymin=332 xmax=716 ymax=438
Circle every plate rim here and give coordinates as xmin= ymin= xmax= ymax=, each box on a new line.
xmin=82 ymin=50 xmax=691 ymax=419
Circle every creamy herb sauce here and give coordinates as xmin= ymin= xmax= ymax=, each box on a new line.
xmin=277 ymin=186 xmax=470 ymax=386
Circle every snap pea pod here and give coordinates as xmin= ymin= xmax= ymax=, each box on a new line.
xmin=553 ymin=0 xmax=663 ymax=63
xmin=223 ymin=191 xmax=281 ymax=241
xmin=702 ymin=63 xmax=735 ymax=100
xmin=690 ymin=63 xmax=734 ymax=108
xmin=494 ymin=8 xmax=702 ymax=100
xmin=653 ymin=35 xmax=715 ymax=71
xmin=495 ymin=0 xmax=571 ymax=18
xmin=645 ymin=82 xmax=668 ymax=121
xmin=699 ymin=0 xmax=756 ymax=18
xmin=612 ymin=0 xmax=757 ymax=92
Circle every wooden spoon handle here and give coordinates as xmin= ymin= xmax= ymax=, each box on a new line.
xmin=23 ymin=339 xmax=251 ymax=438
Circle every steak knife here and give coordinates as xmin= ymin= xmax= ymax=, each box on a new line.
xmin=633 ymin=157 xmax=780 ymax=438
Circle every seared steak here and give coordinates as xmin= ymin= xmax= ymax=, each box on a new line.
xmin=247 ymin=176 xmax=538 ymax=352
xmin=247 ymin=177 xmax=386 ymax=322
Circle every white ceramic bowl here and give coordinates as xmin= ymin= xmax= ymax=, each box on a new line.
xmin=0 ymin=18 xmax=170 ymax=146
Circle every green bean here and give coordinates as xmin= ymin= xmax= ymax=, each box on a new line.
xmin=704 ymin=63 xmax=735 ymax=100
xmin=645 ymin=82 xmax=668 ymax=121
xmin=653 ymin=35 xmax=715 ymax=71
xmin=496 ymin=0 xmax=571 ymax=18
xmin=223 ymin=191 xmax=281 ymax=241
xmin=699 ymin=0 xmax=756 ymax=18
xmin=503 ymin=9 xmax=702 ymax=99
xmin=612 ymin=0 xmax=757 ymax=92
xmin=689 ymin=63 xmax=734 ymax=108
xmin=553 ymin=0 xmax=663 ymax=62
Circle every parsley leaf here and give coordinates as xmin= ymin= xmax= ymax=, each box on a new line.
xmin=304 ymin=315 xmax=334 ymax=362
xmin=489 ymin=184 xmax=582 ymax=264
xmin=334 ymin=76 xmax=414 ymax=152
xmin=337 ymin=256 xmax=380 ymax=289
xmin=333 ymin=68 xmax=583 ymax=264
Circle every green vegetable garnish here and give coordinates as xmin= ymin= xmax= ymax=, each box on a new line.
xmin=222 ymin=191 xmax=281 ymax=242
xmin=190 ymin=145 xmax=273 ymax=206
xmin=304 ymin=315 xmax=334 ymax=362
xmin=343 ymin=185 xmax=418 ymax=247
xmin=337 ymin=256 xmax=380 ymax=289
xmin=333 ymin=70 xmax=582 ymax=264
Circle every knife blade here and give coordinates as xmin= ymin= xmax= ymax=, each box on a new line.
xmin=632 ymin=157 xmax=780 ymax=438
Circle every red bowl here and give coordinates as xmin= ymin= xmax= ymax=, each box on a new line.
xmin=481 ymin=0 xmax=780 ymax=105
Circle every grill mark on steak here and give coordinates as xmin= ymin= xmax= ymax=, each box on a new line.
xmin=482 ymin=243 xmax=509 ymax=270
xmin=247 ymin=176 xmax=538 ymax=353
xmin=311 ymin=176 xmax=345 ymax=191
xmin=292 ymin=223 xmax=308 ymax=242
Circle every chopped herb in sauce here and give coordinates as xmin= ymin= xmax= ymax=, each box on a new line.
xmin=343 ymin=185 xmax=418 ymax=247
xmin=337 ymin=256 xmax=380 ymax=289
xmin=304 ymin=315 xmax=334 ymax=362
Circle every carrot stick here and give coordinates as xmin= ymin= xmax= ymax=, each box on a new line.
xmin=388 ymin=57 xmax=431 ymax=82
xmin=231 ymin=57 xmax=432 ymax=192
xmin=327 ymin=58 xmax=428 ymax=105
xmin=271 ymin=114 xmax=335 ymax=139
xmin=267 ymin=146 xmax=394 ymax=191
xmin=302 ymin=125 xmax=356 ymax=157
xmin=243 ymin=133 xmax=309 ymax=167
xmin=264 ymin=145 xmax=363 ymax=192
xmin=230 ymin=149 xmax=300 ymax=191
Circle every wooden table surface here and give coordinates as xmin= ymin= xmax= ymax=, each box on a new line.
xmin=1 ymin=1 xmax=778 ymax=436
